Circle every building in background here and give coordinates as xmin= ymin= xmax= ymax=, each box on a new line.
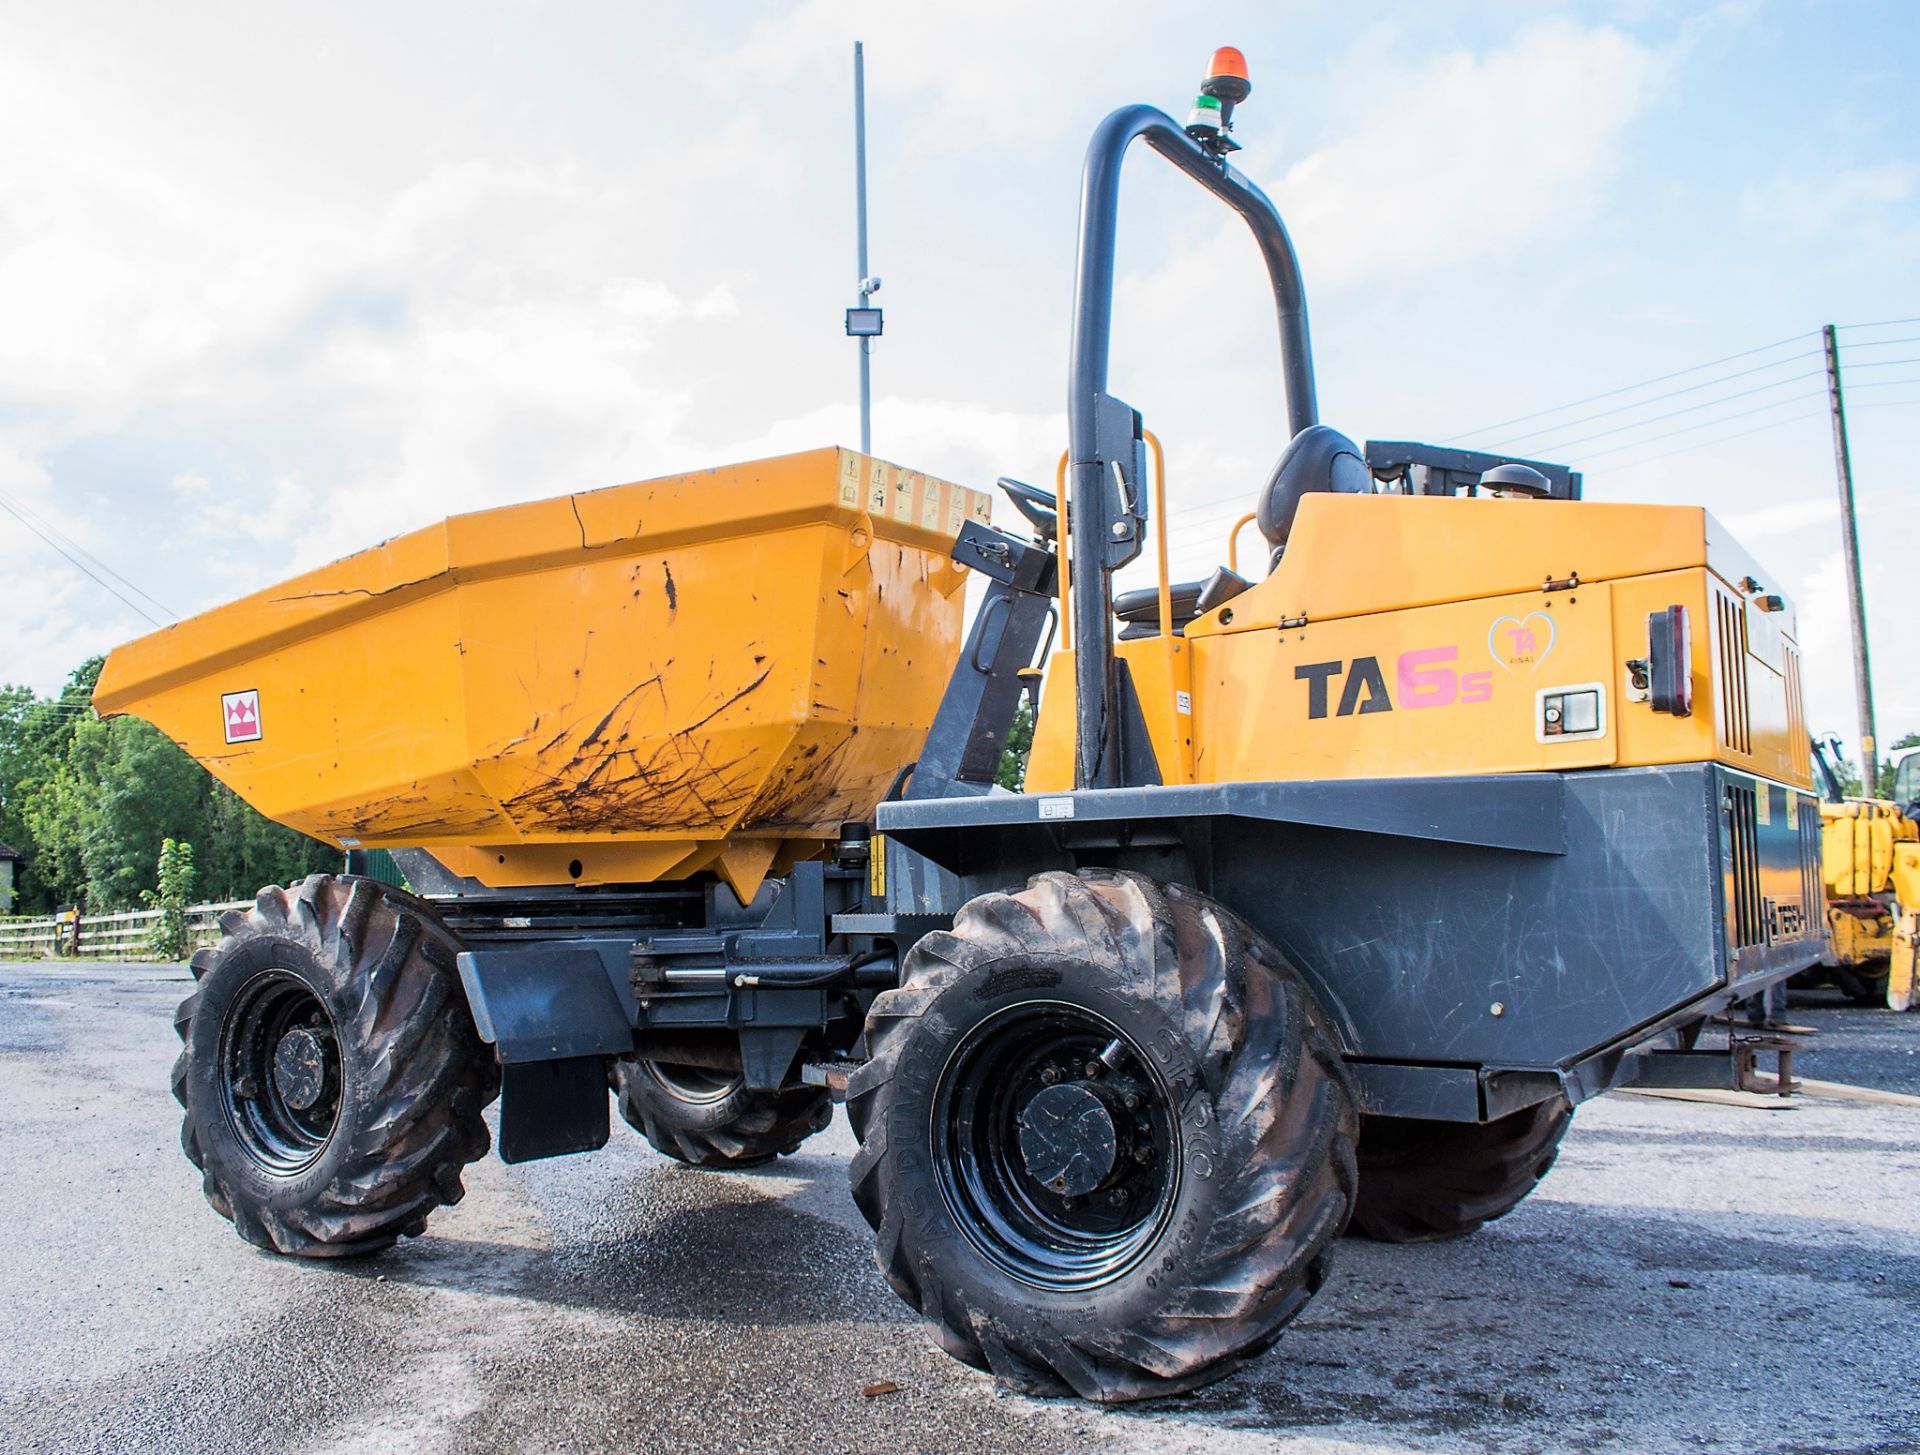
xmin=0 ymin=843 xmax=20 ymax=914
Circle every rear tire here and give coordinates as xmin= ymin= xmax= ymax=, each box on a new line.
xmin=172 ymin=876 xmax=499 ymax=1257
xmin=847 ymin=869 xmax=1358 ymax=1403
xmin=1831 ymin=965 xmax=1891 ymax=1007
xmin=612 ymin=1058 xmax=831 ymax=1168
xmin=1349 ymin=1098 xmax=1572 ymax=1243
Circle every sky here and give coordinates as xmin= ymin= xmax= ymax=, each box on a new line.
xmin=0 ymin=1 xmax=1915 ymax=768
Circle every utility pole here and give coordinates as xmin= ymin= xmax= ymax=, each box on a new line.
xmin=1823 ymin=322 xmax=1878 ymax=793
xmin=844 ymin=41 xmax=883 ymax=454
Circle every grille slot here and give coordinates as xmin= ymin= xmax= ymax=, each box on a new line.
xmin=1798 ymin=796 xmax=1823 ymax=935
xmin=1725 ymin=781 xmax=1765 ymax=949
xmin=1784 ymin=644 xmax=1810 ymax=781
xmin=1714 ymin=588 xmax=1752 ymax=756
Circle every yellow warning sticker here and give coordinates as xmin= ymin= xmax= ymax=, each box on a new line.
xmin=1756 ymin=789 xmax=1771 ymax=826
xmin=867 ymin=458 xmax=892 ymax=515
xmin=839 ymin=452 xmax=863 ymax=509
xmin=1786 ymin=792 xmax=1799 ymax=829
xmin=893 ymin=469 xmax=919 ymax=524
xmin=868 ymin=834 xmax=886 ymax=899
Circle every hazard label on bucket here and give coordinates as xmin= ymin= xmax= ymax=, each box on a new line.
xmin=222 ymin=689 xmax=262 ymax=744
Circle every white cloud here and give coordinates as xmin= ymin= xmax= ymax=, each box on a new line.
xmin=727 ymin=0 xmax=1156 ymax=147
xmin=710 ymin=396 xmax=1064 ymax=499
xmin=1721 ymin=497 xmax=1836 ymax=540
xmin=1740 ymin=162 xmax=1919 ymax=237
xmin=1271 ymin=21 xmax=1665 ymax=290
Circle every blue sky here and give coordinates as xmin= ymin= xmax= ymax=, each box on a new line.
xmin=1 ymin=1 xmax=1914 ymax=763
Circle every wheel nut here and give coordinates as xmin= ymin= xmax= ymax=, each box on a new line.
xmin=1122 ymin=1092 xmax=1141 ymax=1111
xmin=235 ymin=1075 xmax=259 ymax=1099
xmin=1050 ymin=1176 xmax=1069 ymax=1193
xmin=1084 ymin=1061 xmax=1102 ymax=1078
xmin=1108 ymin=1188 xmax=1129 ymax=1208
xmin=1040 ymin=1066 xmax=1062 ymax=1085
xmin=1134 ymin=1143 xmax=1156 ymax=1164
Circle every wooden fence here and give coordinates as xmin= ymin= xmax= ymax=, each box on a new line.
xmin=0 ymin=900 xmax=254 ymax=963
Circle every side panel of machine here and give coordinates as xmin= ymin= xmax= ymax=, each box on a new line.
xmin=878 ymin=765 xmax=1824 ymax=1113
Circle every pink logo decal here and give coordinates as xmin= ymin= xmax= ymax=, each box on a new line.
xmin=1488 ymin=612 xmax=1556 ymax=672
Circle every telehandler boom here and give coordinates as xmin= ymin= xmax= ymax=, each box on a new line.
xmin=96 ymin=49 xmax=1826 ymax=1401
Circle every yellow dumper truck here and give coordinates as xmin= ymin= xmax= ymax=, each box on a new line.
xmin=94 ymin=53 xmax=1827 ymax=1401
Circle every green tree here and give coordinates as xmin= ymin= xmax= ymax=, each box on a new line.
xmin=142 ymin=838 xmax=196 ymax=960
xmin=1 ymin=656 xmax=339 ymax=912
xmin=1878 ymin=731 xmax=1920 ymax=801
xmin=995 ymin=697 xmax=1037 ymax=790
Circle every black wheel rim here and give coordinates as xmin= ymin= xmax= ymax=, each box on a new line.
xmin=218 ymin=970 xmax=342 ymax=1175
xmin=931 ymin=1000 xmax=1180 ymax=1292
xmin=641 ymin=1061 xmax=740 ymax=1106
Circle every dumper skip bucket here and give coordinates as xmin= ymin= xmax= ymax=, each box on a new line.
xmin=94 ymin=448 xmax=988 ymax=901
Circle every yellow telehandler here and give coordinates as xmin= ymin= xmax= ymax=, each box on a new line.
xmin=1810 ymin=738 xmax=1920 ymax=1009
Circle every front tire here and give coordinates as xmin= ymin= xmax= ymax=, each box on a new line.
xmin=1349 ymin=1098 xmax=1572 ymax=1243
xmin=847 ymin=869 xmax=1358 ymax=1403
xmin=172 ymin=876 xmax=499 ymax=1257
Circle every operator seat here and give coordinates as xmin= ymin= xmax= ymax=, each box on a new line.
xmin=1256 ymin=424 xmax=1369 ymax=571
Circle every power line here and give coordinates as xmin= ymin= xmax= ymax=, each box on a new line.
xmin=1841 ymin=334 xmax=1920 ymax=351
xmin=0 ymin=485 xmax=177 ymax=620
xmin=1573 ymin=394 xmax=1828 ymax=464
xmin=1504 ymin=372 xmax=1826 ymax=457
xmin=1838 ymin=316 xmax=1920 ymax=331
xmin=0 ymin=498 xmax=167 ymax=628
xmin=1594 ymin=407 xmax=1829 ymax=476
xmin=1489 ymin=353 xmax=1820 ymax=451
xmin=1442 ymin=329 xmax=1816 ymax=445
xmin=1480 ymin=348 xmax=1823 ymax=452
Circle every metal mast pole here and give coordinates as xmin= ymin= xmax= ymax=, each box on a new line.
xmin=853 ymin=41 xmax=872 ymax=454
xmin=1822 ymin=322 xmax=1878 ymax=792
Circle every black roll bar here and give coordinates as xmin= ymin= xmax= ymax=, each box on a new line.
xmin=1067 ymin=103 xmax=1319 ymax=788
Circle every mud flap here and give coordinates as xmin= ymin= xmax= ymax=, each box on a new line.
xmin=499 ymin=1057 xmax=611 ymax=1163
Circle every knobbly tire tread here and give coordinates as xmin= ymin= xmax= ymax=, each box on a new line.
xmin=174 ymin=875 xmax=500 ymax=1257
xmin=846 ymin=868 xmax=1359 ymax=1403
xmin=612 ymin=1060 xmax=832 ymax=1168
xmin=1349 ymin=1097 xmax=1573 ymax=1243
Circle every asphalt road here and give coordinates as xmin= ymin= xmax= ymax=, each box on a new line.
xmin=1 ymin=965 xmax=1915 ymax=1455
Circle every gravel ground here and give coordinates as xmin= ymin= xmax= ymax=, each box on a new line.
xmin=0 ymin=964 xmax=1915 ymax=1455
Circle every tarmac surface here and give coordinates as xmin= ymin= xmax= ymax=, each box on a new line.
xmin=0 ymin=963 xmax=1915 ymax=1455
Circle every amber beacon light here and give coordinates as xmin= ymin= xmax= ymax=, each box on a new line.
xmin=1186 ymin=46 xmax=1252 ymax=153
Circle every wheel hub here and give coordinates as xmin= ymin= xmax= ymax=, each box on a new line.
xmin=218 ymin=971 xmax=343 ymax=1175
xmin=273 ymin=1027 xmax=332 ymax=1111
xmin=1016 ymin=1082 xmax=1122 ymax=1196
xmin=931 ymin=1002 xmax=1181 ymax=1291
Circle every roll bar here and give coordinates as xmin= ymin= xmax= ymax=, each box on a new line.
xmin=1067 ymin=103 xmax=1319 ymax=788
